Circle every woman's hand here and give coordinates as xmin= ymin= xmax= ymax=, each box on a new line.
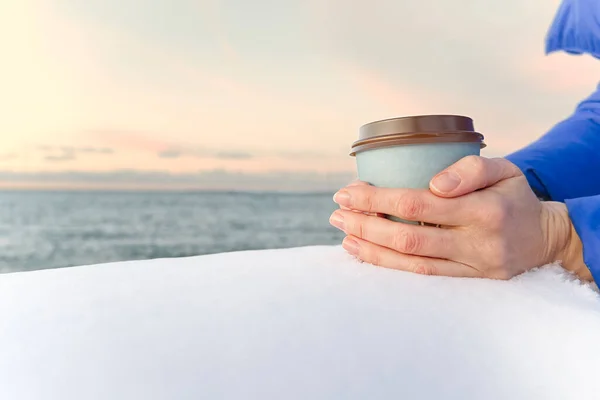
xmin=330 ymin=156 xmax=591 ymax=281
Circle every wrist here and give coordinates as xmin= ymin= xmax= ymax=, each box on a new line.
xmin=561 ymin=219 xmax=592 ymax=282
xmin=542 ymin=202 xmax=592 ymax=281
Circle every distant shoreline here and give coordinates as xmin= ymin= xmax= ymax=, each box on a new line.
xmin=0 ymin=187 xmax=336 ymax=196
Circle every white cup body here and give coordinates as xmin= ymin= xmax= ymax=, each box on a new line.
xmin=355 ymin=142 xmax=481 ymax=223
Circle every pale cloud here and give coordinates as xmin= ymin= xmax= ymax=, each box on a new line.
xmin=38 ymin=145 xmax=115 ymax=154
xmin=44 ymin=153 xmax=76 ymax=162
xmin=154 ymin=144 xmax=343 ymax=161
xmin=156 ymin=149 xmax=187 ymax=159
xmin=85 ymin=129 xmax=346 ymax=161
xmin=37 ymin=145 xmax=115 ymax=162
xmin=157 ymin=148 xmax=253 ymax=160
xmin=78 ymin=147 xmax=115 ymax=154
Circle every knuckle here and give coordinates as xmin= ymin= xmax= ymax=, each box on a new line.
xmin=393 ymin=227 xmax=423 ymax=254
xmin=478 ymin=196 xmax=511 ymax=228
xmin=394 ymin=194 xmax=426 ymax=220
xmin=410 ymin=261 xmax=438 ymax=276
xmin=371 ymin=252 xmax=382 ymax=267
xmin=361 ymin=244 xmax=381 ymax=266
xmin=341 ymin=212 xmax=363 ymax=237
xmin=356 ymin=221 xmax=366 ymax=239
xmin=360 ymin=188 xmax=377 ymax=212
xmin=464 ymin=155 xmax=486 ymax=173
xmin=347 ymin=216 xmax=366 ymax=238
xmin=495 ymin=157 xmax=522 ymax=177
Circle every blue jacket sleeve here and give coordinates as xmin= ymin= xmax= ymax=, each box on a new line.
xmin=565 ymin=196 xmax=600 ymax=284
xmin=505 ymin=86 xmax=600 ymax=202
xmin=507 ymin=0 xmax=600 ymax=201
xmin=506 ymin=91 xmax=600 ymax=283
xmin=505 ymin=0 xmax=600 ymax=283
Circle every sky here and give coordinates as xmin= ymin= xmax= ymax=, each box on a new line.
xmin=1 ymin=0 xmax=599 ymax=191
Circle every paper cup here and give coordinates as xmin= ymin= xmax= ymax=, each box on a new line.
xmin=350 ymin=115 xmax=486 ymax=224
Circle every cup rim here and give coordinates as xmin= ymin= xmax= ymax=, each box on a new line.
xmin=350 ymin=115 xmax=486 ymax=156
xmin=350 ymin=132 xmax=486 ymax=156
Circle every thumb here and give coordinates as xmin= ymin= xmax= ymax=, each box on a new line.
xmin=429 ymin=156 xmax=523 ymax=198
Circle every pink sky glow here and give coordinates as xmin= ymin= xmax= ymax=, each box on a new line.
xmin=1 ymin=0 xmax=599 ymax=190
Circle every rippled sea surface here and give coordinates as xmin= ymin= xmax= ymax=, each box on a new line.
xmin=0 ymin=191 xmax=344 ymax=273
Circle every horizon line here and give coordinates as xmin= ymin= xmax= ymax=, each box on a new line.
xmin=0 ymin=186 xmax=338 ymax=195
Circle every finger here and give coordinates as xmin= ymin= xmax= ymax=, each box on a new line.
xmin=339 ymin=181 xmax=368 ymax=212
xmin=338 ymin=180 xmax=384 ymax=217
xmin=333 ymin=185 xmax=471 ymax=226
xmin=429 ymin=156 xmax=522 ymax=198
xmin=333 ymin=209 xmax=459 ymax=259
xmin=342 ymin=235 xmax=480 ymax=278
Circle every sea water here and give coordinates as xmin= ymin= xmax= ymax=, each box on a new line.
xmin=0 ymin=190 xmax=343 ymax=273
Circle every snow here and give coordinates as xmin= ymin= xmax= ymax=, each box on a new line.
xmin=1 ymin=245 xmax=600 ymax=400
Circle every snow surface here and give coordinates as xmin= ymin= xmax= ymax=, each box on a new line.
xmin=1 ymin=245 xmax=600 ymax=400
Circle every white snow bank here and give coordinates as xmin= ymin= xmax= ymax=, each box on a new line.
xmin=1 ymin=245 xmax=600 ymax=400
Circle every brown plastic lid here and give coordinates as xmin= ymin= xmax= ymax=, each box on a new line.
xmin=350 ymin=114 xmax=486 ymax=156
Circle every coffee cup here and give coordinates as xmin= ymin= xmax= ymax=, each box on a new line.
xmin=350 ymin=115 xmax=486 ymax=224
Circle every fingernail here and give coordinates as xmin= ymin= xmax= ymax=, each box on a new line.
xmin=333 ymin=190 xmax=351 ymax=206
xmin=329 ymin=211 xmax=345 ymax=231
xmin=342 ymin=237 xmax=360 ymax=255
xmin=431 ymin=171 xmax=461 ymax=193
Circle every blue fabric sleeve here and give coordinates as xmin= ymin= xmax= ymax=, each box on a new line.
xmin=506 ymin=99 xmax=600 ymax=282
xmin=565 ymin=196 xmax=600 ymax=283
xmin=506 ymin=0 xmax=600 ymax=283
xmin=506 ymin=0 xmax=600 ymax=201
xmin=505 ymin=86 xmax=600 ymax=202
